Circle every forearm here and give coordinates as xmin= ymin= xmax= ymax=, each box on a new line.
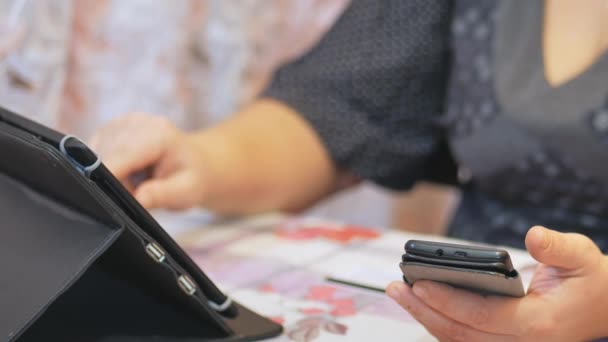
xmin=188 ymin=99 xmax=352 ymax=214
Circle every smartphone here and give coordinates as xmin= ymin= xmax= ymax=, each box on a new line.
xmin=400 ymin=240 xmax=525 ymax=297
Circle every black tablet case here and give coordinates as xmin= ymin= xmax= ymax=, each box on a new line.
xmin=0 ymin=107 xmax=283 ymax=341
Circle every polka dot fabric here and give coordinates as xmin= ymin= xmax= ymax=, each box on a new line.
xmin=265 ymin=0 xmax=453 ymax=190
xmin=586 ymin=98 xmax=608 ymax=141
xmin=451 ymin=149 xmax=608 ymax=251
xmin=444 ymin=1 xmax=499 ymax=138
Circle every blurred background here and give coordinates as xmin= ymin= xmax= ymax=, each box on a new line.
xmin=0 ymin=0 xmax=458 ymax=233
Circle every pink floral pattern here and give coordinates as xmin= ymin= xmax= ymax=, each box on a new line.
xmin=288 ymin=317 xmax=348 ymax=342
xmin=276 ymin=223 xmax=381 ymax=244
xmin=178 ymin=215 xmax=537 ymax=341
xmin=257 ymin=283 xmax=353 ymax=341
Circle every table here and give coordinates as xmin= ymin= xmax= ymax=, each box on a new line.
xmin=156 ymin=211 xmax=537 ymax=342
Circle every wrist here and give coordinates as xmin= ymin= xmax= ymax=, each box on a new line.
xmin=185 ymin=130 xmax=244 ymax=213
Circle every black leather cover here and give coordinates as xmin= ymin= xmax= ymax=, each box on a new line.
xmin=0 ymin=107 xmax=282 ymax=341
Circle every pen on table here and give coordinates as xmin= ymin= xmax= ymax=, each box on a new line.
xmin=325 ymin=276 xmax=386 ymax=294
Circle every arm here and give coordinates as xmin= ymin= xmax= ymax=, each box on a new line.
xmin=186 ymin=99 xmax=355 ymax=213
xmin=91 ymin=99 xmax=353 ymax=214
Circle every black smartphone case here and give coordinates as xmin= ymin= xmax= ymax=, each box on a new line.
xmin=0 ymin=107 xmax=283 ymax=341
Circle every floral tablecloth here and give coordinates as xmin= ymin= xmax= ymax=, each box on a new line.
xmin=156 ymin=212 xmax=537 ymax=342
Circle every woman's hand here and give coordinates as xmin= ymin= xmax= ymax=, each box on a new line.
xmin=90 ymin=113 xmax=211 ymax=210
xmin=386 ymin=226 xmax=608 ymax=341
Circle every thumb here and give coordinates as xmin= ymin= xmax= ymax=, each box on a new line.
xmin=133 ymin=172 xmax=204 ymax=210
xmin=525 ymin=226 xmax=600 ymax=271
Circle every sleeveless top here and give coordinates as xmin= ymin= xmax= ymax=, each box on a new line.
xmin=446 ymin=1 xmax=608 ymax=249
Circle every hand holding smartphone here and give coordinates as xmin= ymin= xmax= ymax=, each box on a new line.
xmin=400 ymin=240 xmax=525 ymax=297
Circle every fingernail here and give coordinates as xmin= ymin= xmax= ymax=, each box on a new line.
xmin=413 ymin=284 xmax=427 ymax=299
xmin=386 ymin=284 xmax=401 ymax=301
xmin=530 ymin=226 xmax=549 ymax=249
